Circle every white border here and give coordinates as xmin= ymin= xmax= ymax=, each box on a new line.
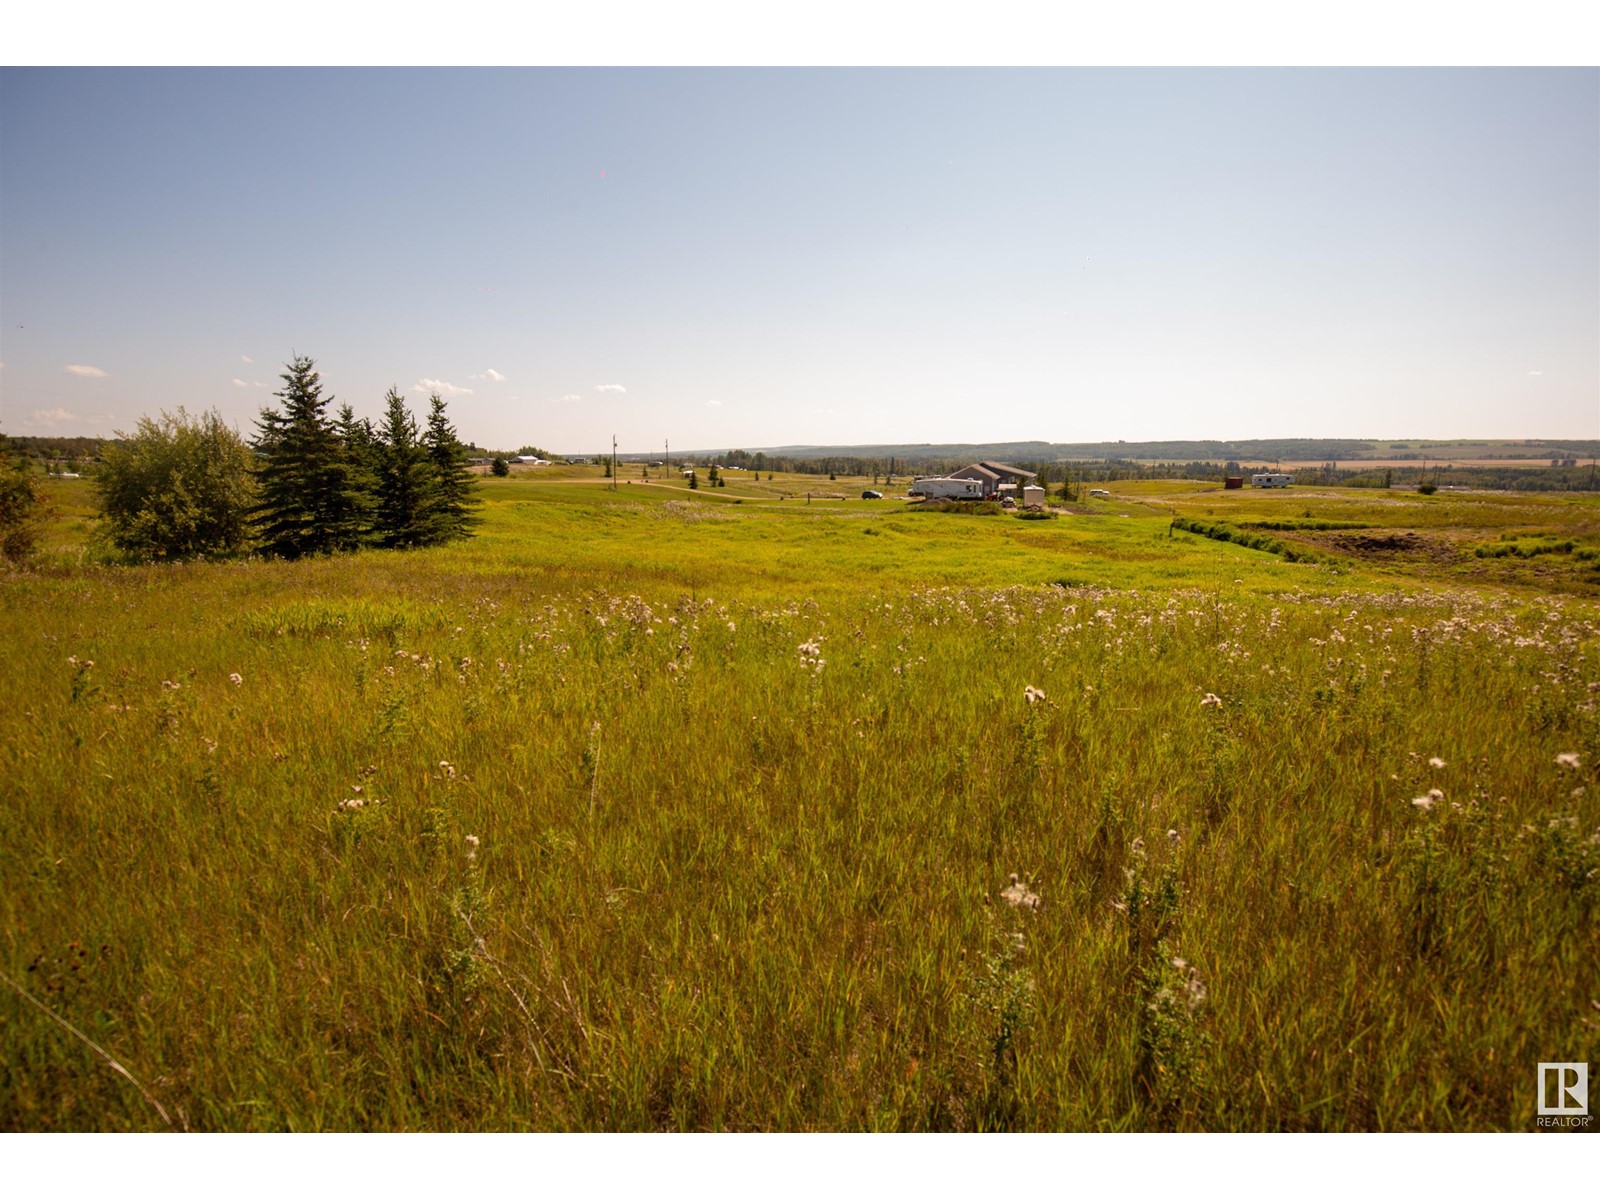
xmin=2 ymin=2 xmax=1598 ymax=67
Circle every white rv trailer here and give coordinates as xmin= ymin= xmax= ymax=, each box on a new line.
xmin=909 ymin=476 xmax=986 ymax=500
xmin=1251 ymin=473 xmax=1294 ymax=488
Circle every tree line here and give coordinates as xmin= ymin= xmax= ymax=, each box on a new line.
xmin=94 ymin=356 xmax=480 ymax=562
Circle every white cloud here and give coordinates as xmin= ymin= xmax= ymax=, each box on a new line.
xmin=1528 ymin=370 xmax=1543 ymax=376
xmin=595 ymin=383 xmax=627 ymax=394
xmin=548 ymin=393 xmax=583 ymax=404
xmin=411 ymin=378 xmax=474 ymax=397
xmin=241 ymin=355 xmax=254 ymax=364
xmin=65 ymin=364 xmax=108 ymax=378
xmin=232 ymin=378 xmax=249 ymax=387
xmin=705 ymin=400 xmax=723 ymax=407
xmin=468 ymin=368 xmax=506 ymax=382
xmin=29 ymin=408 xmax=78 ymax=425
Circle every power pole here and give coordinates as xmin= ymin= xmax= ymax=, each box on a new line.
xmin=612 ymin=435 xmax=618 ymax=491
xmin=665 ymin=438 xmax=670 ymax=472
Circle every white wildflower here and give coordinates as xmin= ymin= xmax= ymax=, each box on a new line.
xmin=1024 ymin=684 xmax=1046 ymax=705
xmin=1412 ymin=788 xmax=1444 ymax=811
xmin=1200 ymin=693 xmax=1223 ymax=708
xmin=1428 ymin=756 xmax=1446 ymax=769
xmin=1000 ymin=872 xmax=1043 ymax=911
xmin=1556 ymin=752 xmax=1581 ymax=769
xmin=228 ymin=672 xmax=243 ymax=686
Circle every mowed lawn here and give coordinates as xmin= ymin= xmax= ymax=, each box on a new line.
xmin=3 ymin=473 xmax=1598 ymax=1130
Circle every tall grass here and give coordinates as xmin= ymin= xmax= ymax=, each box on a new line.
xmin=2 ymin=480 xmax=1597 ymax=1130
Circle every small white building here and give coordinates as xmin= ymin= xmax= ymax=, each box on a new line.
xmin=1022 ymin=484 xmax=1046 ymax=508
xmin=1252 ymin=473 xmax=1293 ymax=488
xmin=909 ymin=476 xmax=986 ymax=500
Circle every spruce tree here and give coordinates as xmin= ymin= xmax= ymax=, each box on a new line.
xmin=374 ymin=387 xmax=432 ymax=548
xmin=335 ymin=403 xmax=380 ymax=546
xmin=253 ymin=356 xmax=359 ymax=557
xmin=422 ymin=393 xmax=481 ymax=544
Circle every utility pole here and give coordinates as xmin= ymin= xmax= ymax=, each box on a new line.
xmin=612 ymin=435 xmax=618 ymax=491
xmin=665 ymin=438 xmax=670 ymax=472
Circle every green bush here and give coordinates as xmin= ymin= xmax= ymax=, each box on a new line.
xmin=0 ymin=437 xmax=47 ymax=564
xmin=96 ymin=409 xmax=258 ymax=561
xmin=1171 ymin=516 xmax=1327 ymax=563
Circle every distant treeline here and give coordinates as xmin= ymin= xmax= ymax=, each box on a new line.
xmin=5 ymin=435 xmax=112 ymax=463
xmin=638 ymin=437 xmax=1600 ymax=471
xmin=614 ymin=448 xmax=1600 ymax=493
xmin=1054 ymin=459 xmax=1600 ymax=493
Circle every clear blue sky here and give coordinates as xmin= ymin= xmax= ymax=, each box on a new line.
xmin=2 ymin=67 xmax=1595 ymax=453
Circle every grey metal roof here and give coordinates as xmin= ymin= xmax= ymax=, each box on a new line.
xmin=978 ymin=460 xmax=1038 ymax=479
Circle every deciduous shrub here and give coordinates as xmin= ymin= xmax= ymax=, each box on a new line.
xmin=96 ymin=409 xmax=257 ymax=561
xmin=0 ymin=436 xmax=46 ymax=564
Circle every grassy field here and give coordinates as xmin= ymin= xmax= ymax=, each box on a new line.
xmin=3 ymin=471 xmax=1598 ymax=1130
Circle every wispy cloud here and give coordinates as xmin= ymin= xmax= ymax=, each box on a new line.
xmin=65 ymin=364 xmax=108 ymax=378
xmin=548 ymin=393 xmax=583 ymax=404
xmin=705 ymin=400 xmax=723 ymax=407
xmin=232 ymin=378 xmax=267 ymax=388
xmin=411 ymin=378 xmax=474 ymax=397
xmin=1528 ymin=370 xmax=1543 ymax=377
xmin=29 ymin=408 xmax=79 ymax=425
xmin=469 ymin=368 xmax=506 ymax=382
xmin=595 ymin=383 xmax=626 ymax=394
xmin=241 ymin=355 xmax=254 ymax=364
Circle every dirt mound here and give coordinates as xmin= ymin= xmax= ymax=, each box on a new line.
xmin=1332 ymin=531 xmax=1425 ymax=553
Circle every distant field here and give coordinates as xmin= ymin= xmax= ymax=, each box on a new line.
xmin=3 ymin=470 xmax=1597 ymax=1130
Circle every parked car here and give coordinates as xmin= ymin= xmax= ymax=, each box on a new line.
xmin=860 ymin=490 xmax=883 ymax=500
xmin=1089 ymin=488 xmax=1110 ymax=497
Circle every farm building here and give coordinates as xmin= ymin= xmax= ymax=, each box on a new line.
xmin=1022 ymin=484 xmax=1046 ymax=508
xmin=947 ymin=461 xmax=1038 ymax=499
xmin=1224 ymin=476 xmax=1245 ymax=489
xmin=1252 ymin=473 xmax=1294 ymax=488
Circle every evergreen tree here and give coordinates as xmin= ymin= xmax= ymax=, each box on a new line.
xmin=335 ymin=403 xmax=380 ymax=546
xmin=491 ymin=456 xmax=510 ymax=477
xmin=374 ymin=387 xmax=433 ymax=548
xmin=252 ymin=356 xmax=364 ymax=557
xmin=422 ymin=393 xmax=481 ymax=544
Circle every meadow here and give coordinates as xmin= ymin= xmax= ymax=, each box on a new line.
xmin=3 ymin=469 xmax=1598 ymax=1130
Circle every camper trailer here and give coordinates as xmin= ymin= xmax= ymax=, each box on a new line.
xmin=909 ymin=476 xmax=986 ymax=500
xmin=1251 ymin=473 xmax=1294 ymax=488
